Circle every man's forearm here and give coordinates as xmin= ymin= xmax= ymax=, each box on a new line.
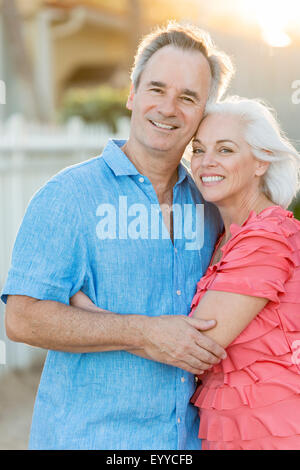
xmin=6 ymin=295 xmax=226 ymax=374
xmin=6 ymin=296 xmax=148 ymax=353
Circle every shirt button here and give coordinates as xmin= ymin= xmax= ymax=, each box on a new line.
xmin=181 ymin=377 xmax=185 ymax=383
xmin=195 ymin=376 xmax=199 ymax=383
xmin=139 ymin=177 xmax=144 ymax=183
xmin=174 ymin=248 xmax=178 ymax=254
xmin=176 ymin=290 xmax=181 ymax=296
xmin=177 ymin=418 xmax=181 ymax=424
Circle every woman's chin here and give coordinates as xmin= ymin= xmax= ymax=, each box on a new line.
xmin=196 ymin=187 xmax=224 ymax=204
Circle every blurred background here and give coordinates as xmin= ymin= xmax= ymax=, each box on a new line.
xmin=0 ymin=0 xmax=299 ymax=449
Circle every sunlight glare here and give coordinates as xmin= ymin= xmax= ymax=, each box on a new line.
xmin=240 ymin=0 xmax=300 ymax=47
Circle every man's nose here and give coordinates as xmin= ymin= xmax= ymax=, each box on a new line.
xmin=157 ymin=95 xmax=177 ymax=117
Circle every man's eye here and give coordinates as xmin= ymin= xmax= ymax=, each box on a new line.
xmin=150 ymin=88 xmax=162 ymax=93
xmin=182 ymin=96 xmax=194 ymax=103
xmin=192 ymin=148 xmax=204 ymax=154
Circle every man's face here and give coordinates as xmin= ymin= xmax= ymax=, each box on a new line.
xmin=126 ymin=45 xmax=212 ymax=158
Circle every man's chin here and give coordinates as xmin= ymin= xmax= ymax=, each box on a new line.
xmin=145 ymin=139 xmax=183 ymax=155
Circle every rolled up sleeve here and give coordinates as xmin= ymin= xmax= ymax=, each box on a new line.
xmin=1 ymin=178 xmax=87 ymax=305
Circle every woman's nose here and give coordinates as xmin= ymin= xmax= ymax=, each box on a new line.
xmin=201 ymin=151 xmax=217 ymax=167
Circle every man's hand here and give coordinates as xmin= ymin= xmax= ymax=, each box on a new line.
xmin=137 ymin=315 xmax=227 ymax=375
xmin=130 ymin=315 xmax=226 ymax=375
xmin=70 ymin=291 xmax=226 ymax=373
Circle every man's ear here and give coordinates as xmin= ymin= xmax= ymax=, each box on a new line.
xmin=126 ymin=83 xmax=135 ymax=111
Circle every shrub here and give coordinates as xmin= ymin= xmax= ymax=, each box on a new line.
xmin=60 ymin=85 xmax=131 ymax=133
xmin=289 ymin=198 xmax=300 ymax=221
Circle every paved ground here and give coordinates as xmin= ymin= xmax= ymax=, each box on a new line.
xmin=0 ymin=363 xmax=43 ymax=450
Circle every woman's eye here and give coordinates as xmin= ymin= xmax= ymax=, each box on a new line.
xmin=192 ymin=148 xmax=204 ymax=154
xmin=219 ymin=147 xmax=232 ymax=153
xmin=150 ymin=88 xmax=162 ymax=93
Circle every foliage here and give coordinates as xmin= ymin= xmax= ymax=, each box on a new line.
xmin=289 ymin=198 xmax=300 ymax=221
xmin=60 ymin=85 xmax=131 ymax=133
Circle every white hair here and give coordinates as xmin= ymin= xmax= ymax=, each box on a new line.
xmin=203 ymin=96 xmax=300 ymax=208
xmin=130 ymin=21 xmax=235 ymax=103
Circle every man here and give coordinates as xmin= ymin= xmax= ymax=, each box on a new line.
xmin=2 ymin=22 xmax=234 ymax=450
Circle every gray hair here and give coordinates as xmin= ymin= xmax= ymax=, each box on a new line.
xmin=130 ymin=21 xmax=235 ymax=103
xmin=204 ymin=96 xmax=300 ymax=208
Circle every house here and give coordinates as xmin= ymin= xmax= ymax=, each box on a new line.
xmin=0 ymin=0 xmax=201 ymax=122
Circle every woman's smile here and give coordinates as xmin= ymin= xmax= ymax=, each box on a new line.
xmin=200 ymin=174 xmax=226 ymax=185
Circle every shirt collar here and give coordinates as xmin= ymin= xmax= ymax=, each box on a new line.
xmin=101 ymin=139 xmax=139 ymax=176
xmin=101 ymin=138 xmax=188 ymax=185
xmin=176 ymin=161 xmax=189 ymax=185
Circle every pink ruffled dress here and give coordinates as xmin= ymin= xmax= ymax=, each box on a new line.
xmin=189 ymin=205 xmax=300 ymax=450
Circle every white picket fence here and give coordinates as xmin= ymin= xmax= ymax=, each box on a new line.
xmin=0 ymin=114 xmax=130 ymax=376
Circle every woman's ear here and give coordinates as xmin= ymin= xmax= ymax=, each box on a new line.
xmin=126 ymin=83 xmax=135 ymax=111
xmin=255 ymin=158 xmax=270 ymax=177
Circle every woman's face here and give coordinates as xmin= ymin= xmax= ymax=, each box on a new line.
xmin=191 ymin=113 xmax=268 ymax=207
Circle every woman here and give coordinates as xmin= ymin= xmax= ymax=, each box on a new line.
xmin=71 ymin=97 xmax=300 ymax=449
xmin=187 ymin=96 xmax=300 ymax=450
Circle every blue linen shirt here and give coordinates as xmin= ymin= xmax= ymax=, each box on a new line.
xmin=1 ymin=139 xmax=222 ymax=450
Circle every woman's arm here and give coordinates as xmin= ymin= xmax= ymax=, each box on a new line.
xmin=191 ymin=290 xmax=268 ymax=348
xmin=69 ymin=289 xmax=267 ymax=352
xmin=190 ymin=227 xmax=294 ymax=348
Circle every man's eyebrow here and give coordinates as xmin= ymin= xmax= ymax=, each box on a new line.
xmin=147 ymin=81 xmax=166 ymax=88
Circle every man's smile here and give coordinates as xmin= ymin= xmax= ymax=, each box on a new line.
xmin=149 ymin=119 xmax=179 ymax=131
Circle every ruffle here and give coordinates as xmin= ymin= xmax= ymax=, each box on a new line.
xmin=201 ymin=360 xmax=295 ymax=387
xmin=191 ymin=367 xmax=300 ymax=410
xmin=223 ymin=228 xmax=294 ymax=265
xmin=190 ymin=209 xmax=299 ymax=316
xmin=228 ymin=206 xmax=300 ymax=241
xmin=227 ymin=305 xmax=280 ymax=345
xmin=190 ymin=206 xmax=300 ymax=371
xmin=197 ymin=394 xmax=300 ymax=442
xmin=201 ymin=434 xmax=300 ymax=450
xmin=190 ymin=273 xmax=288 ymax=309
xmin=207 ymin=276 xmax=287 ymax=304
xmin=216 ymin=205 xmax=298 ymax=265
xmin=221 ymin=328 xmax=293 ymax=374
xmin=190 ymin=207 xmax=300 ymax=447
xmin=201 ymin=302 xmax=295 ymax=375
xmin=277 ymin=301 xmax=300 ymax=331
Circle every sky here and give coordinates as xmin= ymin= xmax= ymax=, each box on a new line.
xmin=196 ymin=0 xmax=300 ymax=47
